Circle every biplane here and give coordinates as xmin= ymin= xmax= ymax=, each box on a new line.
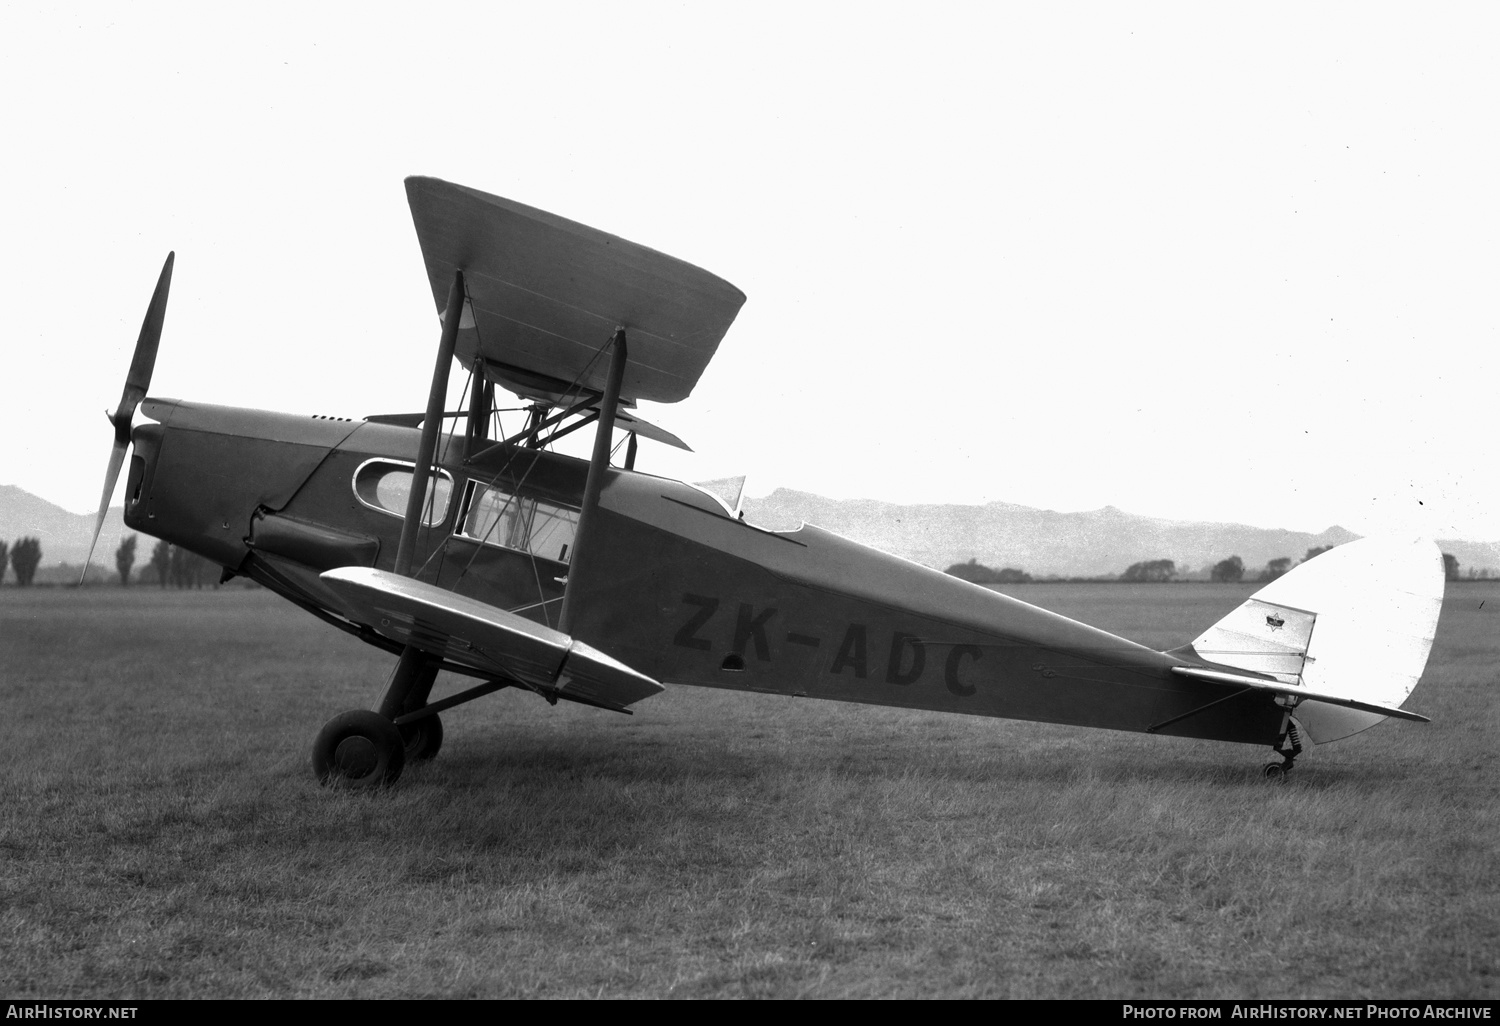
xmin=86 ymin=177 xmax=1445 ymax=786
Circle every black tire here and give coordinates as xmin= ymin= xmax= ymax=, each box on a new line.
xmin=400 ymin=713 xmax=443 ymax=762
xmin=312 ymin=710 xmax=406 ymax=788
xmin=1262 ymin=762 xmax=1286 ymax=781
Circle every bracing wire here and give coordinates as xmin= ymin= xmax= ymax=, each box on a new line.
xmin=447 ymin=333 xmax=620 ymax=625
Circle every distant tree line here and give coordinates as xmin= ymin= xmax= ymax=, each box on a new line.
xmin=944 ymin=559 xmax=1033 ymax=584
xmin=1436 ymin=553 xmax=1495 ymax=581
xmin=115 ymin=535 xmax=137 ymax=586
xmin=0 ymin=534 xmax=225 ymax=588
xmin=1121 ymin=559 xmax=1176 ymax=582
xmin=1198 ymin=545 xmax=1480 ymax=584
xmin=941 ymin=543 xmax=1491 ymax=585
xmin=149 ymin=539 xmax=219 ymax=589
xmin=3 ymin=537 xmax=42 ymax=586
xmin=1210 ymin=555 xmax=1244 ymax=582
xmin=1260 ymin=557 xmax=1293 ymax=582
xmin=1205 ymin=548 xmax=1328 ymax=584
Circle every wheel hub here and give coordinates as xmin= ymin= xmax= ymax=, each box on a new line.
xmin=333 ymin=735 xmax=379 ymax=777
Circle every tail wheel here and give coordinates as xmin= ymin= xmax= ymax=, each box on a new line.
xmin=1262 ymin=717 xmax=1302 ymax=781
xmin=400 ymin=713 xmax=444 ymax=761
xmin=312 ymin=710 xmax=405 ymax=788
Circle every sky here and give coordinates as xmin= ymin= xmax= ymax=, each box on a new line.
xmin=2 ymin=3 xmax=1496 ymax=542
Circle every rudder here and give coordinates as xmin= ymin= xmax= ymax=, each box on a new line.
xmin=1182 ymin=537 xmax=1445 ymax=743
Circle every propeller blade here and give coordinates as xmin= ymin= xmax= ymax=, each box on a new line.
xmin=113 ymin=251 xmax=174 ymax=438
xmin=85 ymin=252 xmax=174 ymax=585
xmin=80 ymin=439 xmax=129 ymax=585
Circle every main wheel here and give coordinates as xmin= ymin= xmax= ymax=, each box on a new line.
xmin=312 ymin=710 xmax=406 ymax=788
xmin=1262 ymin=762 xmax=1287 ymax=781
xmin=400 ymin=713 xmax=443 ymax=762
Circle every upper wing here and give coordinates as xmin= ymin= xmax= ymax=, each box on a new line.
xmin=405 ymin=177 xmax=747 ymax=406
xmin=320 ymin=567 xmax=664 ymax=712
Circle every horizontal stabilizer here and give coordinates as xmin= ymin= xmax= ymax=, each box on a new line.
xmin=1169 ymin=665 xmax=1430 ymax=723
xmin=320 ymin=567 xmax=664 ymax=710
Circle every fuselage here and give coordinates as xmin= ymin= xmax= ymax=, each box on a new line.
xmin=124 ymin=399 xmax=1285 ymax=747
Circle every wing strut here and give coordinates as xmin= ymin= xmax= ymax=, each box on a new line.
xmin=557 ymin=327 xmax=627 ymax=635
xmin=395 ymin=269 xmax=465 ymax=576
xmin=465 ymin=376 xmax=494 ymax=458
xmin=368 ymin=268 xmax=465 ymax=766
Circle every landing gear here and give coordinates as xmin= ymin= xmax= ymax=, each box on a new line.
xmin=400 ymin=713 xmax=443 ymax=761
xmin=313 ymin=644 xmax=439 ymax=787
xmin=1263 ymin=715 xmax=1304 ymax=781
xmin=312 ymin=710 xmax=405 ymax=788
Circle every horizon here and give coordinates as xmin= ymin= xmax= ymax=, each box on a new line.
xmin=0 ymin=477 xmax=1468 ymax=545
xmin=4 ymin=7 xmax=1496 ymax=544
xmin=8 ymin=478 xmax=1498 ymax=583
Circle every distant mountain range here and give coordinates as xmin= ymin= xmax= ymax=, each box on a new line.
xmin=739 ymin=488 xmax=1500 ymax=579
xmin=3 ymin=483 xmax=1497 ymax=581
xmin=0 ymin=485 xmax=132 ymax=575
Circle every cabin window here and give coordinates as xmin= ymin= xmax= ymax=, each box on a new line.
xmin=459 ymin=482 xmax=579 ymax=563
xmin=352 ymin=460 xmax=453 ymax=526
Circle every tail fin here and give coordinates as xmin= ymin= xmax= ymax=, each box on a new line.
xmin=1181 ymin=537 xmax=1445 ymax=743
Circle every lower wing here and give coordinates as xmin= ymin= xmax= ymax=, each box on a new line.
xmin=320 ymin=566 xmax=664 ymax=712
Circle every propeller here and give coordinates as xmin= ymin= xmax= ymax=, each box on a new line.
xmin=81 ymin=252 xmax=174 ymax=584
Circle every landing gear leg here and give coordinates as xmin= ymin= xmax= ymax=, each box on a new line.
xmin=1263 ymin=717 xmax=1304 ymax=781
xmin=312 ymin=645 xmax=438 ymax=787
xmin=378 ymin=646 xmax=442 ymax=762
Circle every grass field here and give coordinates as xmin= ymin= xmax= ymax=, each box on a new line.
xmin=1 ymin=582 xmax=1496 ymax=998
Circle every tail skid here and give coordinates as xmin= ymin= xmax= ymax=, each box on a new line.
xmin=1177 ymin=536 xmax=1445 ymax=744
